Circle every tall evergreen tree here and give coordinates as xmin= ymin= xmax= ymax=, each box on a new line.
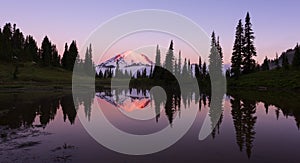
xmin=209 ymin=31 xmax=222 ymax=77
xmin=11 ymin=24 xmax=24 ymax=61
xmin=84 ymin=44 xmax=94 ymax=74
xmin=174 ymin=59 xmax=178 ymax=77
xmin=182 ymin=58 xmax=188 ymax=79
xmin=261 ymin=56 xmax=269 ymax=71
xmin=216 ymin=36 xmax=223 ymax=60
xmin=178 ymin=50 xmax=182 ymax=76
xmin=67 ymin=40 xmax=78 ymax=70
xmin=275 ymin=53 xmax=279 ymax=69
xmin=202 ymin=62 xmax=207 ymax=76
xmin=155 ymin=44 xmax=161 ymax=67
xmin=231 ymin=19 xmax=244 ymax=78
xmin=51 ymin=45 xmax=60 ymax=66
xmin=292 ymin=43 xmax=300 ymax=68
xmin=41 ymin=36 xmax=52 ymax=66
xmin=282 ymin=52 xmax=289 ymax=70
xmin=164 ymin=40 xmax=175 ymax=73
xmin=243 ymin=12 xmax=257 ymax=74
xmin=198 ymin=56 xmax=202 ymax=70
xmin=195 ymin=62 xmax=201 ymax=79
xmin=24 ymin=35 xmax=38 ymax=62
xmin=61 ymin=43 xmax=69 ymax=69
xmin=188 ymin=59 xmax=191 ymax=77
xmin=1 ymin=23 xmax=13 ymax=61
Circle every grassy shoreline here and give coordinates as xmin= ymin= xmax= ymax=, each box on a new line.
xmin=1 ymin=62 xmax=300 ymax=92
xmin=227 ymin=68 xmax=300 ymax=92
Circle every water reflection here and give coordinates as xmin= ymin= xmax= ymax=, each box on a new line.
xmin=0 ymin=92 xmax=94 ymax=128
xmin=95 ymin=87 xmax=206 ymax=126
xmin=1 ymin=89 xmax=300 ymax=160
xmin=230 ymin=97 xmax=257 ymax=158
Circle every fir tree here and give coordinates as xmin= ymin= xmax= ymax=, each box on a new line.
xmin=261 ymin=56 xmax=269 ymax=71
xmin=202 ymin=62 xmax=207 ymax=76
xmin=174 ymin=59 xmax=178 ymax=77
xmin=188 ymin=59 xmax=191 ymax=77
xmin=68 ymin=40 xmax=79 ymax=70
xmin=182 ymin=58 xmax=188 ymax=79
xmin=41 ymin=36 xmax=52 ymax=66
xmin=11 ymin=24 xmax=24 ymax=61
xmin=195 ymin=62 xmax=201 ymax=79
xmin=84 ymin=44 xmax=94 ymax=75
xmin=198 ymin=56 xmax=202 ymax=71
xmin=209 ymin=31 xmax=222 ymax=77
xmin=178 ymin=50 xmax=182 ymax=75
xmin=1 ymin=23 xmax=13 ymax=61
xmin=155 ymin=44 xmax=161 ymax=67
xmin=61 ymin=43 xmax=69 ymax=69
xmin=164 ymin=40 xmax=175 ymax=73
xmin=51 ymin=45 xmax=60 ymax=66
xmin=275 ymin=53 xmax=279 ymax=69
xmin=231 ymin=19 xmax=244 ymax=78
xmin=282 ymin=52 xmax=289 ymax=70
xmin=292 ymin=43 xmax=300 ymax=68
xmin=217 ymin=36 xmax=223 ymax=60
xmin=24 ymin=35 xmax=38 ymax=62
xmin=243 ymin=12 xmax=257 ymax=74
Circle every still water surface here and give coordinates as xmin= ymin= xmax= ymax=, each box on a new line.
xmin=0 ymin=89 xmax=299 ymax=162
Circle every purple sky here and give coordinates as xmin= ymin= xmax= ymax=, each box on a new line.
xmin=1 ymin=0 xmax=299 ymax=64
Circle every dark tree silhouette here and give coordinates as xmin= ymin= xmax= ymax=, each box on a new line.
xmin=275 ymin=53 xmax=279 ymax=69
xmin=231 ymin=97 xmax=244 ymax=151
xmin=24 ymin=35 xmax=38 ymax=62
xmin=61 ymin=43 xmax=69 ymax=69
xmin=181 ymin=58 xmax=188 ymax=80
xmin=62 ymin=41 xmax=78 ymax=70
xmin=41 ymin=36 xmax=52 ymax=66
xmin=198 ymin=56 xmax=202 ymax=71
xmin=231 ymin=19 xmax=244 ymax=78
xmin=51 ymin=45 xmax=60 ymax=67
xmin=243 ymin=12 xmax=257 ymax=74
xmin=202 ymin=62 xmax=207 ymax=76
xmin=84 ymin=44 xmax=94 ymax=75
xmin=209 ymin=31 xmax=222 ymax=78
xmin=231 ymin=96 xmax=257 ymax=158
xmin=282 ymin=52 xmax=289 ymax=70
xmin=11 ymin=24 xmax=24 ymax=61
xmin=155 ymin=44 xmax=161 ymax=67
xmin=261 ymin=56 xmax=269 ymax=71
xmin=1 ymin=23 xmax=13 ymax=61
xmin=174 ymin=59 xmax=178 ymax=77
xmin=177 ymin=50 xmax=182 ymax=76
xmin=216 ymin=36 xmax=223 ymax=60
xmin=68 ymin=40 xmax=79 ymax=70
xmin=164 ymin=40 xmax=175 ymax=73
xmin=292 ymin=43 xmax=300 ymax=68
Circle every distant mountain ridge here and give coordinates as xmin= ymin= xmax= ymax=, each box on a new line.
xmin=96 ymin=50 xmax=153 ymax=76
xmin=268 ymin=48 xmax=295 ymax=69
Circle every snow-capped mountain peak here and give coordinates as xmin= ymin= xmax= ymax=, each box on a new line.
xmin=96 ymin=50 xmax=153 ymax=76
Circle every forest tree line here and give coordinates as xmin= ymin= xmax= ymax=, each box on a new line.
xmin=0 ymin=23 xmax=94 ymax=76
xmin=230 ymin=12 xmax=300 ymax=79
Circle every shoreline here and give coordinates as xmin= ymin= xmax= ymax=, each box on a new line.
xmin=0 ymin=82 xmax=299 ymax=94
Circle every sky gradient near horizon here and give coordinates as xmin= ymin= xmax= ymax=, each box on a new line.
xmin=1 ymin=0 xmax=299 ymax=64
